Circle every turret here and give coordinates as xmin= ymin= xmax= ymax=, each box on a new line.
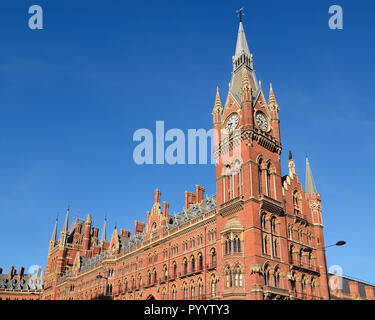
xmin=60 ymin=208 xmax=69 ymax=245
xmin=82 ymin=214 xmax=92 ymax=251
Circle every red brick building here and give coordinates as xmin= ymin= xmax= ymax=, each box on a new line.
xmin=10 ymin=20 xmax=373 ymax=301
xmin=0 ymin=266 xmax=42 ymax=300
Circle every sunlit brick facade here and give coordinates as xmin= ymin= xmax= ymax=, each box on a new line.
xmin=37 ymin=20 xmax=373 ymax=301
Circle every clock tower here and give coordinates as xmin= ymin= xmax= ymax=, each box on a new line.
xmin=212 ymin=19 xmax=329 ymax=300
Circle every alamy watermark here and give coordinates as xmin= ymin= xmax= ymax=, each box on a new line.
xmin=329 ymin=5 xmax=343 ymax=30
xmin=132 ymin=121 xmax=243 ymax=174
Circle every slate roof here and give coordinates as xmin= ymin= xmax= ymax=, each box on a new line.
xmin=0 ymin=274 xmax=42 ymax=290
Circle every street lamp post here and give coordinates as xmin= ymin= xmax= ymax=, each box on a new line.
xmin=303 ymin=240 xmax=346 ymax=300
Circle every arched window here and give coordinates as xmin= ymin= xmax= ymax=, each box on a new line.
xmin=261 ymin=214 xmax=266 ymax=229
xmin=163 ymin=265 xmax=168 ymax=280
xmin=301 ymin=276 xmax=306 ymax=297
xmin=310 ymin=278 xmax=316 ymax=298
xmin=148 ymin=272 xmax=151 ymax=285
xmin=183 ymin=259 xmax=188 ymax=275
xmin=274 ymin=268 xmax=280 ymax=288
xmin=211 ymin=249 xmax=217 ymax=267
xmin=153 ymin=270 xmax=157 ymax=284
xmin=237 ymin=236 xmax=241 ymax=253
xmin=225 ymin=267 xmax=232 ymax=288
xmin=172 ymin=285 xmax=177 ymax=300
xmin=183 ymin=285 xmax=188 ymax=300
xmin=198 ymin=282 xmax=204 ymax=299
xmin=198 ymin=254 xmax=203 ymax=271
xmin=234 ymin=265 xmax=242 ymax=287
xmin=263 ymin=236 xmax=268 ymax=255
xmin=271 ymin=217 xmax=276 ymax=233
xmin=173 ymin=262 xmax=177 ymax=278
xmin=258 ymin=159 xmax=263 ymax=195
xmin=293 ymin=191 xmax=300 ymax=216
xmin=190 ymin=285 xmax=196 ymax=299
xmin=273 ymin=239 xmax=278 ymax=257
xmin=264 ymin=265 xmax=270 ymax=286
xmin=289 ymin=245 xmax=294 ymax=264
xmin=290 ymin=273 xmax=296 ymax=293
xmin=266 ymin=163 xmax=271 ymax=196
xmin=211 ymin=278 xmax=217 ymax=298
xmin=191 ymin=256 xmax=195 ymax=273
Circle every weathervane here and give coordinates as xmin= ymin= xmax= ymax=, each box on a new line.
xmin=237 ymin=7 xmax=244 ymax=22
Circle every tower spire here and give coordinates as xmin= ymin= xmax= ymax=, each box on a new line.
xmin=268 ymin=83 xmax=279 ymax=108
xmin=233 ymin=20 xmax=251 ymax=70
xmin=229 ymin=16 xmax=258 ymax=105
xmin=62 ymin=207 xmax=69 ymax=233
xmin=50 ymin=216 xmax=58 ymax=242
xmin=212 ymin=87 xmax=223 ymax=114
xmin=305 ymin=156 xmax=318 ymax=194
xmin=101 ymin=215 xmax=107 ymax=243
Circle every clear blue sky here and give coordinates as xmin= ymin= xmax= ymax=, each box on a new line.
xmin=0 ymin=0 xmax=374 ymax=284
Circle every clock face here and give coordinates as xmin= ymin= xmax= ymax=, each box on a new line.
xmin=225 ymin=113 xmax=239 ymax=133
xmin=255 ymin=113 xmax=268 ymax=131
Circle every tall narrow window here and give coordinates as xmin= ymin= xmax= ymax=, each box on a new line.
xmin=264 ymin=265 xmax=270 ymax=286
xmin=266 ymin=163 xmax=271 ymax=196
xmin=258 ymin=159 xmax=263 ymax=195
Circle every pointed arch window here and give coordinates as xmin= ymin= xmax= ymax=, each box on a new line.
xmin=266 ymin=163 xmax=271 ymax=196
xmin=258 ymin=159 xmax=263 ymax=195
xmin=211 ymin=278 xmax=217 ymax=298
xmin=191 ymin=256 xmax=195 ymax=273
xmin=183 ymin=259 xmax=188 ymax=275
xmin=274 ymin=268 xmax=280 ymax=288
xmin=264 ymin=265 xmax=270 ymax=286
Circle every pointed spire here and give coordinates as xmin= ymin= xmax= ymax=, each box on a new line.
xmin=62 ymin=208 xmax=69 ymax=233
xmin=268 ymin=83 xmax=279 ymax=109
xmin=305 ymin=156 xmax=318 ymax=195
xmin=234 ymin=22 xmax=251 ymax=64
xmin=212 ymin=87 xmax=223 ymax=114
xmin=85 ymin=213 xmax=92 ymax=224
xmin=50 ymin=216 xmax=58 ymax=242
xmin=101 ymin=215 xmax=107 ymax=243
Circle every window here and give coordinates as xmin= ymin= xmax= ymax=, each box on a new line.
xmin=234 ymin=266 xmax=242 ymax=287
xmin=211 ymin=279 xmax=217 ymax=298
xmin=264 ymin=265 xmax=270 ymax=286
xmin=191 ymin=285 xmax=196 ymax=299
xmin=183 ymin=259 xmax=188 ymax=275
xmin=211 ymin=249 xmax=217 ymax=267
xmin=198 ymin=254 xmax=203 ymax=271
xmin=183 ymin=286 xmax=188 ymax=300
xmin=274 ymin=268 xmax=280 ymax=288
xmin=266 ymin=163 xmax=271 ymax=196
xmin=258 ymin=158 xmax=263 ymax=195
xmin=293 ymin=191 xmax=300 ymax=216
xmin=263 ymin=236 xmax=268 ymax=255
xmin=225 ymin=267 xmax=232 ymax=288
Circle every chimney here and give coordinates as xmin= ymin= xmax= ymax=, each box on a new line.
xmin=120 ymin=229 xmax=131 ymax=238
xmin=9 ymin=266 xmax=15 ymax=280
xmin=134 ymin=221 xmax=145 ymax=235
xmin=154 ymin=189 xmax=161 ymax=204
xmin=18 ymin=267 xmax=25 ymax=281
xmin=349 ymin=281 xmax=359 ymax=299
xmin=195 ymin=185 xmax=205 ymax=203
xmin=163 ymin=202 xmax=169 ymax=217
xmin=365 ymin=286 xmax=374 ymax=299
xmin=185 ymin=191 xmax=195 ymax=209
